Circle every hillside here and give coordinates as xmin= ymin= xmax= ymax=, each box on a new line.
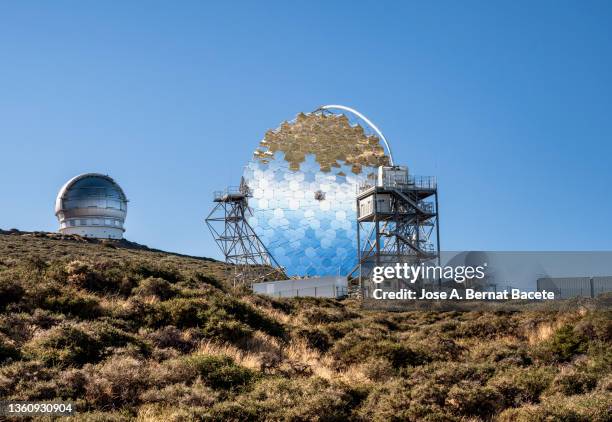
xmin=0 ymin=232 xmax=610 ymax=421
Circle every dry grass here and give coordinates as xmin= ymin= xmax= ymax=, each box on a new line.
xmin=0 ymin=232 xmax=610 ymax=421
xmin=196 ymin=340 xmax=262 ymax=371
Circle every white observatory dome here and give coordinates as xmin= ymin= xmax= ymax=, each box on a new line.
xmin=55 ymin=173 xmax=128 ymax=239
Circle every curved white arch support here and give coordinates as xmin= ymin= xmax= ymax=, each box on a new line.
xmin=315 ymin=104 xmax=394 ymax=166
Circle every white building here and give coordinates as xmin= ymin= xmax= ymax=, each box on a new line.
xmin=55 ymin=173 xmax=128 ymax=239
xmin=252 ymin=276 xmax=348 ymax=298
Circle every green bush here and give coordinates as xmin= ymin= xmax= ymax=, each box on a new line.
xmin=160 ymin=298 xmax=210 ymax=328
xmin=417 ymin=361 xmax=497 ymax=386
xmin=574 ymin=311 xmax=612 ymax=342
xmin=446 ymin=381 xmax=502 ymax=417
xmin=185 ymin=354 xmax=256 ymax=391
xmin=212 ymin=295 xmax=285 ymax=339
xmin=206 ymin=377 xmax=360 ymax=421
xmin=146 ymin=326 xmax=193 ymax=352
xmin=153 ymin=296 xmax=283 ymax=343
xmin=455 ymin=314 xmax=519 ymax=339
xmin=0 ymin=278 xmax=24 ymax=310
xmin=41 ymin=288 xmax=102 ymax=319
xmin=0 ymin=335 xmax=19 ymax=363
xmin=295 ymin=327 xmax=332 ymax=352
xmin=65 ymin=260 xmax=122 ymax=293
xmin=23 ymin=321 xmax=144 ymax=367
xmin=204 ymin=400 xmax=261 ymax=422
xmin=357 ymin=379 xmax=414 ymax=421
xmin=0 ymin=360 xmax=59 ymax=400
xmin=132 ymin=263 xmax=182 ymax=283
xmin=87 ymin=320 xmax=148 ymax=355
xmin=24 ymin=325 xmax=102 ymax=367
xmin=488 ymin=366 xmax=555 ymax=407
xmin=53 ymin=368 xmax=87 ymax=400
xmin=536 ymin=324 xmax=588 ymax=363
xmin=140 ymin=378 xmax=217 ymax=407
xmin=132 ymin=277 xmax=177 ymax=300
xmin=497 ymin=392 xmax=611 ymax=422
xmin=83 ymin=356 xmax=151 ymax=408
xmin=23 ymin=255 xmax=48 ymax=273
xmin=192 ymin=272 xmax=226 ymax=291
xmin=332 ymin=334 xmax=430 ymax=368
xmin=549 ymin=370 xmax=598 ymax=395
xmin=199 ymin=314 xmax=254 ymax=344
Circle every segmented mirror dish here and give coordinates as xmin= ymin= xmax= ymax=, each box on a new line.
xmin=243 ymin=112 xmax=390 ymax=276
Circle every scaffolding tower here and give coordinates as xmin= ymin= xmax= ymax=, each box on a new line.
xmin=205 ymin=179 xmax=285 ymax=286
xmin=352 ymin=166 xmax=440 ymax=297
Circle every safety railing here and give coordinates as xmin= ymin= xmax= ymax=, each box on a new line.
xmin=213 ymin=186 xmax=246 ymax=201
xmin=358 ymin=175 xmax=437 ymax=193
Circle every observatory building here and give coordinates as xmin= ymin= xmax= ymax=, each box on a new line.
xmin=55 ymin=173 xmax=128 ymax=239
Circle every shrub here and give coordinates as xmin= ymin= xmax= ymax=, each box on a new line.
xmin=158 ymin=354 xmax=257 ymax=392
xmin=39 ymin=287 xmax=102 ymax=319
xmin=192 ymin=272 xmax=225 ymax=291
xmin=446 ymin=381 xmax=503 ymax=417
xmin=31 ymin=308 xmax=63 ymax=329
xmin=497 ymin=392 xmax=611 ymax=422
xmin=574 ymin=311 xmax=612 ymax=342
xmin=146 ymin=326 xmax=193 ymax=352
xmin=488 ymin=366 xmax=555 ymax=407
xmin=0 ymin=360 xmax=59 ymax=400
xmin=84 ymin=356 xmax=151 ymax=408
xmin=115 ymin=298 xmax=165 ymax=328
xmin=357 ymin=378 xmax=413 ymax=421
xmin=455 ymin=314 xmax=518 ymax=339
xmin=24 ymin=325 xmax=102 ymax=367
xmin=296 ymin=327 xmax=332 ymax=352
xmin=536 ymin=324 xmax=588 ymax=363
xmin=299 ymin=307 xmax=346 ymax=324
xmin=86 ymin=321 xmax=148 ymax=355
xmin=53 ymin=368 xmax=87 ymax=400
xmin=65 ymin=260 xmax=107 ymax=292
xmin=204 ymin=401 xmax=261 ymax=421
xmin=549 ymin=370 xmax=598 ymax=395
xmin=0 ymin=278 xmax=24 ymax=310
xmin=212 ymin=295 xmax=285 ymax=339
xmin=472 ymin=341 xmax=532 ymax=366
xmin=584 ymin=340 xmax=612 ymax=375
xmin=22 ymin=321 xmax=142 ymax=367
xmin=206 ymin=377 xmax=359 ymax=421
xmin=199 ymin=314 xmax=254 ymax=345
xmin=185 ymin=354 xmax=256 ymax=391
xmin=139 ymin=378 xmax=218 ymax=407
xmin=420 ymin=337 xmax=465 ymax=362
xmin=414 ymin=361 xmax=497 ymax=386
xmin=23 ymin=255 xmax=48 ymax=273
xmin=359 ymin=357 xmax=397 ymax=382
xmin=0 ymin=312 xmax=35 ymax=343
xmin=160 ymin=298 xmax=209 ymax=328
xmin=132 ymin=277 xmax=177 ymax=300
xmin=132 ymin=263 xmax=182 ymax=283
xmin=0 ymin=335 xmax=19 ymax=363
xmin=153 ymin=296 xmax=282 ymax=344
xmin=332 ymin=335 xmax=430 ymax=368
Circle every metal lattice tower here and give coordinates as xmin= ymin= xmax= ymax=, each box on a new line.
xmin=350 ymin=166 xmax=440 ymax=297
xmin=205 ymin=179 xmax=285 ymax=286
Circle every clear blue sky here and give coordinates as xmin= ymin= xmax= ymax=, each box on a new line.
xmin=1 ymin=1 xmax=611 ymax=259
